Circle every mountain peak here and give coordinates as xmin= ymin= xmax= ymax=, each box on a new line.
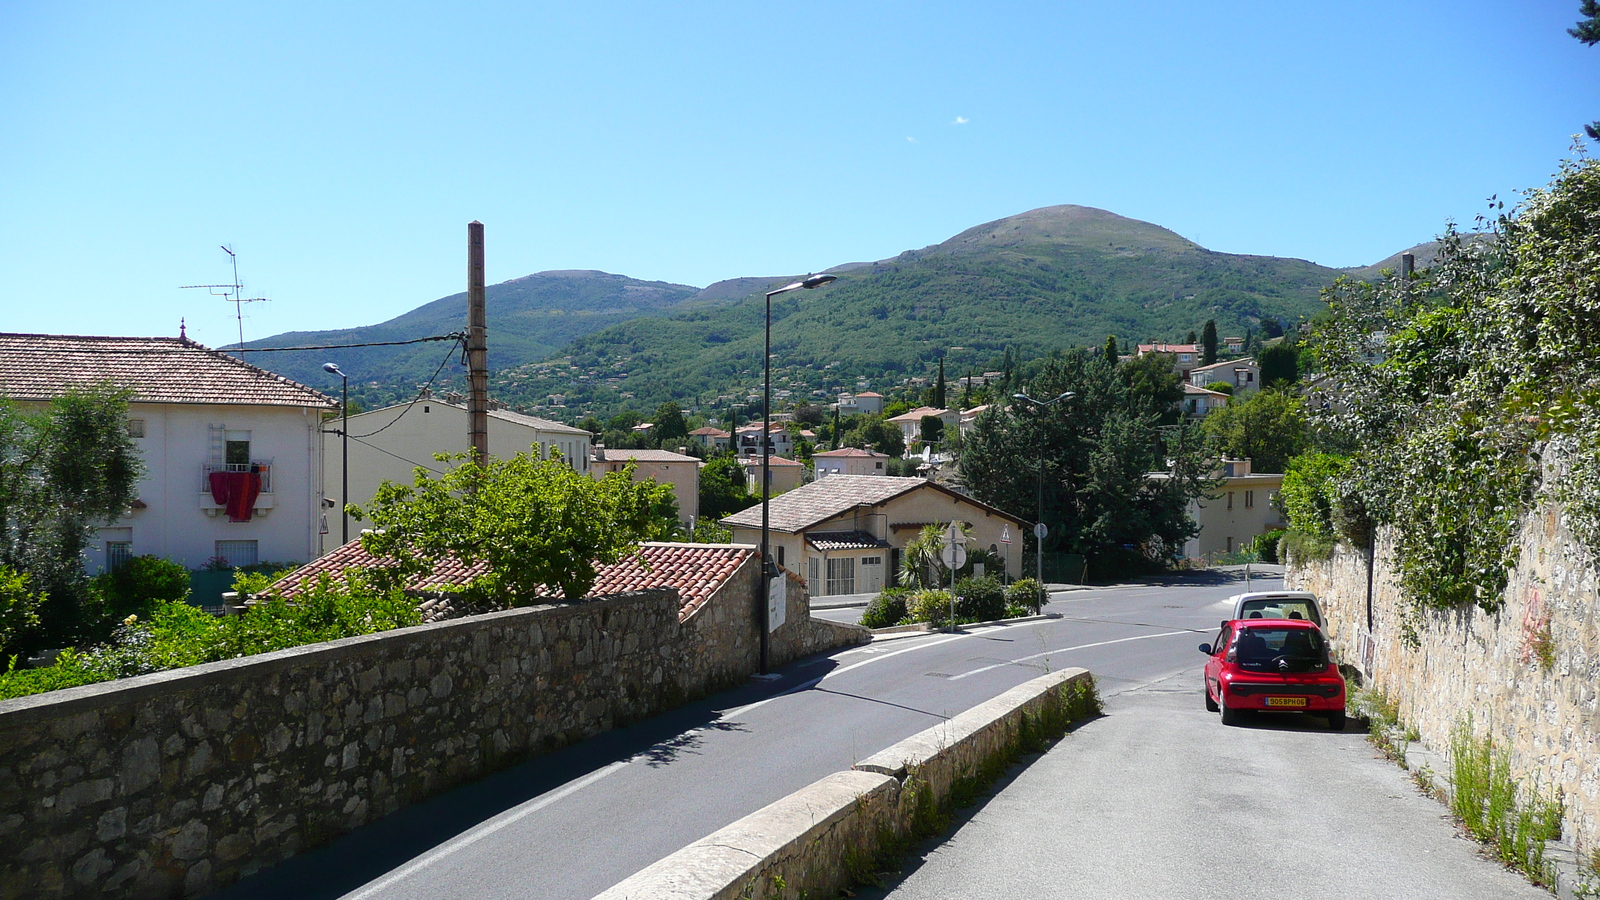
xmin=937 ymin=204 xmax=1200 ymax=254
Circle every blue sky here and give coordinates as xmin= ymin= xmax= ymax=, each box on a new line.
xmin=2 ymin=1 xmax=1596 ymax=349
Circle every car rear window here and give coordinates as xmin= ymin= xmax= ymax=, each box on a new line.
xmin=1232 ymin=627 xmax=1327 ymax=671
xmin=1238 ymin=598 xmax=1321 ymax=625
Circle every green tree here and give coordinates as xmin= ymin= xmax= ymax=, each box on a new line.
xmin=1201 ymin=389 xmax=1310 ymax=474
xmin=935 ymin=357 xmax=947 ymax=408
xmin=960 ymin=351 xmax=1211 ymax=574
xmin=1201 ymin=319 xmax=1218 ymax=365
xmin=1572 ymin=0 xmax=1600 ymax=138
xmin=354 ymin=451 xmax=675 ymax=602
xmin=1103 ymin=335 xmax=1119 ymax=361
xmin=699 ymin=456 xmax=757 ymax=520
xmin=0 ymin=566 xmax=43 ymax=658
xmin=1184 ymin=330 xmax=1197 ymax=344
xmin=919 ymin=415 xmax=944 ymax=447
xmin=652 ymin=401 xmax=689 ymax=445
xmin=1257 ymin=343 xmax=1301 ymax=389
xmin=844 ymin=414 xmax=905 ymax=458
xmin=0 ymin=386 xmax=143 ymax=647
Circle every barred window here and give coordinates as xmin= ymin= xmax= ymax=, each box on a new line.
xmin=214 ymin=540 xmax=258 ymax=568
xmin=825 ymin=557 xmax=856 ymax=595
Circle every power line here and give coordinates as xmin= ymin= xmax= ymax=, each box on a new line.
xmin=234 ymin=332 xmax=466 ymax=353
xmin=320 ymin=335 xmax=466 ymax=440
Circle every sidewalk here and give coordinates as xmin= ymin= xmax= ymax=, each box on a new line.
xmin=855 ymin=680 xmax=1547 ymax=900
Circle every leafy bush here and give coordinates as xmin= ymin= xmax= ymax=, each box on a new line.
xmin=0 ymin=570 xmax=422 ymax=701
xmin=1005 ymin=578 xmax=1047 ymax=615
xmin=92 ymin=555 xmax=190 ymax=620
xmin=0 ymin=566 xmax=43 ymax=657
xmin=954 ymin=576 xmax=1006 ymax=622
xmin=1248 ymin=529 xmax=1286 ymax=564
xmin=906 ymin=590 xmax=954 ymax=628
xmin=1279 ymin=453 xmax=1349 ymax=541
xmin=860 ymin=587 xmax=912 ymax=628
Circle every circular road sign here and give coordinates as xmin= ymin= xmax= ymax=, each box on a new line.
xmin=939 ymin=542 xmax=969 ymax=570
xmin=1034 ymin=522 xmax=1049 ymax=540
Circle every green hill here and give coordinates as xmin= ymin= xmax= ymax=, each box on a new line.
xmin=236 ymin=270 xmax=705 ymax=404
xmin=491 ymin=206 xmax=1351 ymax=417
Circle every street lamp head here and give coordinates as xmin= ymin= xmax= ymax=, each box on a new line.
xmin=801 ymin=273 xmax=837 ymax=289
xmin=1012 ymin=393 xmax=1030 ymax=402
xmin=322 ymin=362 xmax=345 ymax=377
xmin=1055 ymin=391 xmax=1076 ymax=402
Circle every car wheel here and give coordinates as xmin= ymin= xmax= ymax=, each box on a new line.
xmin=1204 ymin=684 xmax=1219 ymax=712
xmin=1326 ymin=711 xmax=1346 ymax=731
xmin=1220 ymin=703 xmax=1241 ymax=726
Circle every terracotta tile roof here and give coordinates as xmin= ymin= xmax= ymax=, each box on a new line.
xmin=1137 ymin=343 xmax=1199 ymax=354
xmin=887 ymin=406 xmax=950 ymax=423
xmin=721 ymin=475 xmax=926 ymax=532
xmin=0 ymin=333 xmax=336 ymax=408
xmin=272 ymin=539 xmax=755 ymax=620
xmin=594 ymin=448 xmax=699 ymax=463
xmin=813 ymin=447 xmax=887 ymax=458
xmin=806 ymin=531 xmax=889 ymax=551
xmin=690 ymin=426 xmax=731 ymax=437
xmin=1188 ymin=358 xmax=1257 ymax=374
xmin=740 ymin=455 xmax=803 ymax=467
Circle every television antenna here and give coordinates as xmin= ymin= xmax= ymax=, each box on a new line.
xmin=180 ymin=245 xmax=269 ymax=355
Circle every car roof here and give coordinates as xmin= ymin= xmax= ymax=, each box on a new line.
xmin=1231 ymin=591 xmax=1319 ymax=603
xmin=1232 ymin=618 xmax=1320 ymax=630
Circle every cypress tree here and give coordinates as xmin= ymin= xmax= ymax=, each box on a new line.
xmin=935 ymin=357 xmax=946 ymax=409
xmin=1104 ymin=335 xmax=1119 ymax=361
xmin=1202 ymin=320 xmax=1218 ymax=365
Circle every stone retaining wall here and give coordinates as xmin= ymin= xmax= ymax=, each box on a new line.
xmin=596 ymin=668 xmax=1094 ymax=900
xmin=1290 ymin=503 xmax=1600 ymax=857
xmin=0 ymin=558 xmax=869 ymax=899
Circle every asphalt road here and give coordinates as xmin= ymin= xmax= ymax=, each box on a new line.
xmin=859 ymin=679 xmax=1549 ymax=900
xmin=207 ymin=572 xmax=1267 ymax=900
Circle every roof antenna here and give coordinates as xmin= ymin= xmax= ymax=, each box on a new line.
xmin=180 ymin=245 xmax=269 ymax=355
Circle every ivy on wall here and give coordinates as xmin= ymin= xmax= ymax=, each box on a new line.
xmin=1302 ymin=153 xmax=1600 ymax=615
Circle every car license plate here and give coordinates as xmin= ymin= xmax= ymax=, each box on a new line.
xmin=1265 ymin=696 xmax=1307 ymax=707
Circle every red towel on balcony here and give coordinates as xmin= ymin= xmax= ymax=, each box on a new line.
xmin=208 ymin=471 xmax=262 ymax=522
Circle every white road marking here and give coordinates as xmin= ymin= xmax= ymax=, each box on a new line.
xmin=341 ymin=760 xmax=630 ymax=900
xmin=720 ymin=633 xmax=970 ymax=718
xmin=947 ymin=630 xmax=1192 ymax=680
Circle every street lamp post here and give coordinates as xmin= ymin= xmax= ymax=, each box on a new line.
xmin=1012 ymin=391 xmax=1075 ymax=589
xmin=323 ymin=363 xmax=349 ymax=545
xmin=759 ymin=273 xmax=837 ymax=675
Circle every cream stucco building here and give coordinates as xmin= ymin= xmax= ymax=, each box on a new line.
xmin=722 ymin=475 xmax=1026 ymax=598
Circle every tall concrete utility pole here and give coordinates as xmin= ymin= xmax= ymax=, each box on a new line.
xmin=467 ymin=221 xmax=489 ymax=466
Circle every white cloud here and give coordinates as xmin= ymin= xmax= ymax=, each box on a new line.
xmin=906 ymin=136 xmax=918 ymax=143
xmin=952 ymin=116 xmax=969 ymax=125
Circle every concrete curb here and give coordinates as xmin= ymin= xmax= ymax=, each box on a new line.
xmin=594 ymin=667 xmax=1094 ymax=900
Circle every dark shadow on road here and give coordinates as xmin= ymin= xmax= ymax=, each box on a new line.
xmin=1221 ymin=709 xmax=1352 ymax=734
xmin=204 ymin=651 xmax=843 ymax=900
xmin=807 ymin=687 xmax=953 ymax=721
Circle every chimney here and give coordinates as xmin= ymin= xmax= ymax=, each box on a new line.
xmin=594 ymin=443 xmax=606 ymax=462
xmin=1401 ymin=252 xmax=1415 ymax=280
xmin=467 ymin=221 xmax=489 ymax=466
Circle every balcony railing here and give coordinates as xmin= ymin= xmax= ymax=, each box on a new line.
xmin=202 ymin=461 xmax=272 ymax=493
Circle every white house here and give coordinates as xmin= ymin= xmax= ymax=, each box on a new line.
xmin=886 ymin=406 xmax=959 ymax=447
xmin=321 ymin=399 xmax=593 ymax=553
xmin=836 ymin=391 xmax=885 ymax=416
xmin=1188 ymin=358 xmax=1260 ymax=394
xmin=958 ymin=404 xmax=994 ymax=436
xmin=812 ymin=447 xmax=890 ymax=478
xmin=0 ymin=332 xmax=336 ymax=573
xmin=1182 ymin=383 xmax=1231 ymax=418
xmin=736 ymin=423 xmax=795 ymax=459
xmin=689 ymin=426 xmax=731 ymax=453
xmin=722 ymin=475 xmax=1025 ymax=598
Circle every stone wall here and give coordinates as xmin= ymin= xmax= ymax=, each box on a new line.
xmin=1290 ymin=503 xmax=1600 ymax=857
xmin=0 ymin=557 xmax=869 ymax=899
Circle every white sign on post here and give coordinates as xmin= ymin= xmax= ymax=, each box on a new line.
xmin=768 ymin=573 xmax=787 ymax=632
xmin=939 ymin=541 xmax=968 ymax=570
xmin=1000 ymin=527 xmax=1012 ymax=545
xmin=944 ymin=522 xmax=966 ymax=547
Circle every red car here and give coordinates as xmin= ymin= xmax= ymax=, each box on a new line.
xmin=1200 ymin=618 xmax=1346 ymax=729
